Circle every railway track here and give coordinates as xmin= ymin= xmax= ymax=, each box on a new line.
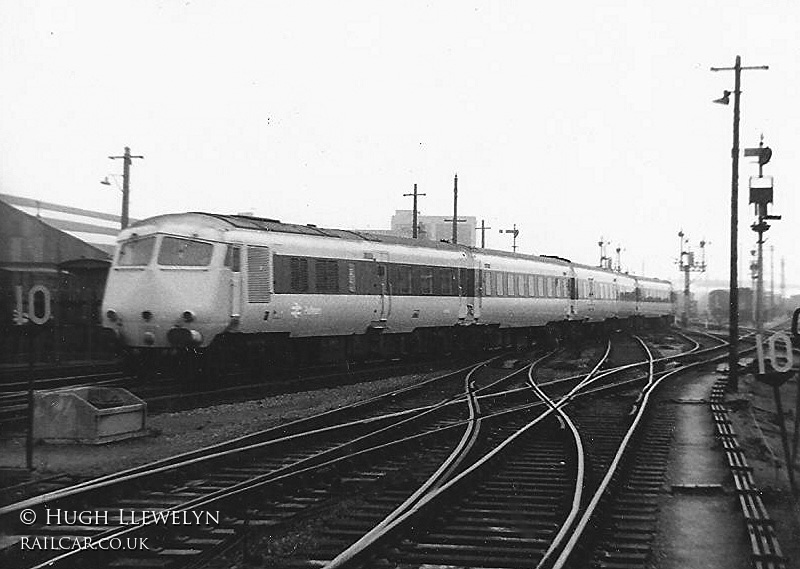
xmin=0 ymin=329 xmax=765 ymax=569
xmin=0 ymin=347 xmax=569 ymax=568
xmin=235 ymin=331 xmax=748 ymax=568
xmin=0 ymin=353 xmax=489 ymax=429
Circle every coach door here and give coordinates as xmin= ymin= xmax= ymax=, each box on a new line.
xmin=225 ymin=244 xmax=243 ymax=318
xmin=474 ymin=268 xmax=483 ymax=321
xmin=457 ymin=253 xmax=476 ymax=323
xmin=587 ymin=277 xmax=596 ymax=313
xmin=567 ymin=268 xmax=577 ymax=318
xmin=375 ymin=251 xmax=391 ymax=322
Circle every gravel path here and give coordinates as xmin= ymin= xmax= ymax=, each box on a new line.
xmin=0 ymin=370 xmax=443 ymax=479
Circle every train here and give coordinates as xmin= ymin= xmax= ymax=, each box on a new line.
xmin=707 ymin=288 xmax=754 ymax=325
xmin=100 ymin=213 xmax=674 ymax=371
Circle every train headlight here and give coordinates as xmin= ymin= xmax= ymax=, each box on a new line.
xmin=182 ymin=310 xmax=195 ymax=323
xmin=106 ymin=309 xmax=118 ymax=322
xmin=143 ymin=332 xmax=155 ymax=345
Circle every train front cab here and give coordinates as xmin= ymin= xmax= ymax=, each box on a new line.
xmin=102 ymin=232 xmax=238 ymax=355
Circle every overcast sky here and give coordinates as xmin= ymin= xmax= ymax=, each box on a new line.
xmin=1 ymin=2 xmax=798 ymax=289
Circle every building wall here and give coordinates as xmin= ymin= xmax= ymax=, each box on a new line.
xmin=387 ymin=210 xmax=477 ymax=246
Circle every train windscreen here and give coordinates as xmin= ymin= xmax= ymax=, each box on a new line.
xmin=117 ymin=236 xmax=156 ymax=266
xmin=158 ymin=237 xmax=214 ymax=266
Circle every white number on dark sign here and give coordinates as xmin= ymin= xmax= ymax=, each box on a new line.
xmin=13 ymin=285 xmax=52 ymax=325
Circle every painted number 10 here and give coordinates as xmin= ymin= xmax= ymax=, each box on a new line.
xmin=754 ymin=332 xmax=794 ymax=374
xmin=13 ymin=285 xmax=52 ymax=325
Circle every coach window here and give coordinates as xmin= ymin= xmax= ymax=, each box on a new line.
xmin=495 ymin=272 xmax=504 ymax=296
xmin=420 ymin=266 xmax=434 ymax=295
xmin=395 ymin=265 xmax=411 ymax=295
xmin=315 ymin=259 xmax=339 ymax=293
xmin=448 ymin=268 xmax=457 ymax=295
xmin=158 ymin=237 xmax=214 ymax=266
xmin=118 ymin=236 xmax=156 ymax=266
xmin=348 ymin=263 xmax=357 ymax=293
xmin=517 ymin=275 xmax=526 ymax=297
xmin=224 ymin=246 xmax=241 ymax=272
xmin=483 ymin=272 xmax=492 ymax=296
xmin=289 ymin=257 xmax=309 ymax=292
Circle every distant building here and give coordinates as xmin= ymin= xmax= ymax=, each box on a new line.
xmin=358 ymin=210 xmax=477 ymax=247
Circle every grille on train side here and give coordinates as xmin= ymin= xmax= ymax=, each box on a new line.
xmin=247 ymin=246 xmax=272 ymax=303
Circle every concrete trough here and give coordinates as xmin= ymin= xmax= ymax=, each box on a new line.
xmin=33 ymin=387 xmax=147 ymax=444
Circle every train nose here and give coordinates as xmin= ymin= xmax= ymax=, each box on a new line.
xmin=167 ymin=327 xmax=203 ymax=347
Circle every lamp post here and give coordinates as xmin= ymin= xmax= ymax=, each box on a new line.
xmin=108 ymin=146 xmax=144 ymax=230
xmin=711 ymin=56 xmax=768 ymax=391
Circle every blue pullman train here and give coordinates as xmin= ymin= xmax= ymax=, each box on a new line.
xmin=101 ymin=213 xmax=673 ymax=367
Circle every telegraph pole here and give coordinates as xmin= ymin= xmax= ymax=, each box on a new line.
xmin=445 ymin=174 xmax=466 ymax=244
xmin=452 ymin=174 xmax=459 ymax=244
xmin=477 ymin=219 xmax=492 ymax=248
xmin=711 ymin=56 xmax=768 ymax=391
xmin=402 ymin=183 xmax=426 ymax=238
xmin=109 ymin=146 xmax=144 ymax=230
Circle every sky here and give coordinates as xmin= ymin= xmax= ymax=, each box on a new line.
xmin=1 ymin=2 xmax=799 ymax=291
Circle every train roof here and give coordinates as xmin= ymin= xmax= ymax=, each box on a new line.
xmin=129 ymin=212 xmax=671 ymax=285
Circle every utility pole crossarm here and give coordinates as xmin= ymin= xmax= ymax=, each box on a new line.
xmin=477 ymin=220 xmax=492 ymax=248
xmin=710 ymin=65 xmax=769 ymax=71
xmin=402 ymin=183 xmax=426 ymax=239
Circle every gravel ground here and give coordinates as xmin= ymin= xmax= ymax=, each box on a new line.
xmin=726 ymin=370 xmax=800 ymax=567
xmin=0 ymin=368 xmax=458 ymax=480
